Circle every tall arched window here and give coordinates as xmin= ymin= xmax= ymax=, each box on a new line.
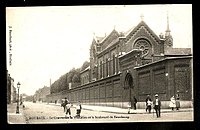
xmin=106 ymin=58 xmax=108 ymax=77
xmin=113 ymin=54 xmax=115 ymax=75
xmin=100 ymin=61 xmax=102 ymax=78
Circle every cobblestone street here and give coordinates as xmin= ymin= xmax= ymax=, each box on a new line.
xmin=16 ymin=102 xmax=193 ymax=124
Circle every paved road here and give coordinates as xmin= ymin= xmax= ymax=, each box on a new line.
xmin=23 ymin=102 xmax=193 ymax=124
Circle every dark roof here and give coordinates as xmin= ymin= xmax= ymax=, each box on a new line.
xmin=164 ymin=48 xmax=192 ymax=56
xmin=134 ymin=56 xmax=192 ymax=69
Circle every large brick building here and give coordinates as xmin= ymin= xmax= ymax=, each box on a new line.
xmin=47 ymin=16 xmax=192 ymax=108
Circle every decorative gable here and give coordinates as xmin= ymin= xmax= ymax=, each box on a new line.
xmin=101 ymin=29 xmax=119 ymax=50
xmin=125 ymin=21 xmax=160 ymax=45
xmin=124 ymin=21 xmax=163 ymax=62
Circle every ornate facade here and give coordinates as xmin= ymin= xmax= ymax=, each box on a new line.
xmin=47 ymin=17 xmax=192 ymax=108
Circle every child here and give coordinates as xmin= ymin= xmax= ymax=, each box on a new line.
xmin=146 ymin=99 xmax=152 ymax=113
xmin=75 ymin=101 xmax=82 ymax=118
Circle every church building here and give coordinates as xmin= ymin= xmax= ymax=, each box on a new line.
xmin=48 ymin=15 xmax=192 ymax=109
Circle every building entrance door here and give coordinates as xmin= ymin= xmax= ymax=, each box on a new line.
xmin=124 ymin=73 xmax=134 ymax=107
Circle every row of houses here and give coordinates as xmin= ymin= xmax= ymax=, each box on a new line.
xmin=32 ymin=86 xmax=50 ymax=102
xmin=7 ymin=70 xmax=17 ymax=104
xmin=7 ymin=70 xmax=51 ymax=104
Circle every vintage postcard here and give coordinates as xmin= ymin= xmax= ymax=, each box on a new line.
xmin=6 ymin=5 xmax=193 ymax=124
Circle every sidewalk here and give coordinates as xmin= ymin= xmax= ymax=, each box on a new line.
xmin=7 ymin=103 xmax=27 ymax=124
xmin=81 ymin=105 xmax=193 ymax=114
xmin=47 ymin=103 xmax=193 ymax=114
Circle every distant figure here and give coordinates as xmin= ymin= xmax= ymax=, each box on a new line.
xmin=153 ymin=94 xmax=161 ymax=118
xmin=132 ymin=96 xmax=137 ymax=110
xmin=145 ymin=95 xmax=152 ymax=113
xmin=65 ymin=102 xmax=72 ymax=118
xmin=169 ymin=96 xmax=176 ymax=111
xmin=20 ymin=101 xmax=25 ymax=108
xmin=176 ymin=94 xmax=180 ymax=110
xmin=75 ymin=101 xmax=82 ymax=118
xmin=127 ymin=101 xmax=131 ymax=114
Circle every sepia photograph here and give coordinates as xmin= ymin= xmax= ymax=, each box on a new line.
xmin=6 ymin=4 xmax=193 ymax=124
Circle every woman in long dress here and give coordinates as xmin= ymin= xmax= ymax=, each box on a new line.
xmin=169 ymin=96 xmax=176 ymax=111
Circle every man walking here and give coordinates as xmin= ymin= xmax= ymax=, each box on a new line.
xmin=153 ymin=94 xmax=161 ymax=118
xmin=132 ymin=96 xmax=137 ymax=110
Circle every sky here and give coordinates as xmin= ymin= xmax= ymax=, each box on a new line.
xmin=6 ymin=5 xmax=192 ymax=96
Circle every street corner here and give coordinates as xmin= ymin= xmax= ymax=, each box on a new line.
xmin=7 ymin=105 xmax=27 ymax=124
xmin=7 ymin=113 xmax=27 ymax=124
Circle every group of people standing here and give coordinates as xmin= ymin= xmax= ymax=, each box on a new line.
xmin=61 ymin=97 xmax=82 ymax=118
xmin=129 ymin=94 xmax=180 ymax=118
xmin=169 ymin=94 xmax=180 ymax=111
xmin=128 ymin=94 xmax=161 ymax=118
xmin=145 ymin=94 xmax=180 ymax=118
xmin=144 ymin=94 xmax=161 ymax=118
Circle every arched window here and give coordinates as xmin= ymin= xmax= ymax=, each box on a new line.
xmin=100 ymin=61 xmax=103 ymax=78
xmin=106 ymin=58 xmax=108 ymax=77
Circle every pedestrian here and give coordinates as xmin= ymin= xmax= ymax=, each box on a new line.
xmin=62 ymin=97 xmax=69 ymax=112
xmin=127 ymin=101 xmax=131 ymax=114
xmin=133 ymin=96 xmax=137 ymax=110
xmin=145 ymin=95 xmax=152 ymax=113
xmin=75 ymin=101 xmax=82 ymax=118
xmin=169 ymin=96 xmax=176 ymax=111
xmin=153 ymin=94 xmax=161 ymax=118
xmin=65 ymin=102 xmax=72 ymax=118
xmin=20 ymin=101 xmax=23 ymax=105
xmin=176 ymin=94 xmax=180 ymax=110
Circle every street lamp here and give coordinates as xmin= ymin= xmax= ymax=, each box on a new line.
xmin=16 ymin=82 xmax=20 ymax=114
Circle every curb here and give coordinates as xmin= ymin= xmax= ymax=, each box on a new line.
xmin=82 ymin=108 xmax=193 ymax=114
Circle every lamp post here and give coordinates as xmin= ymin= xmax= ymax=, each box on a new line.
xmin=16 ymin=82 xmax=20 ymax=114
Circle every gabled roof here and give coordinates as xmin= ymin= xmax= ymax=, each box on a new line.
xmin=125 ymin=21 xmax=161 ymax=43
xmin=101 ymin=37 xmax=119 ymax=52
xmin=99 ymin=29 xmax=119 ymax=44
